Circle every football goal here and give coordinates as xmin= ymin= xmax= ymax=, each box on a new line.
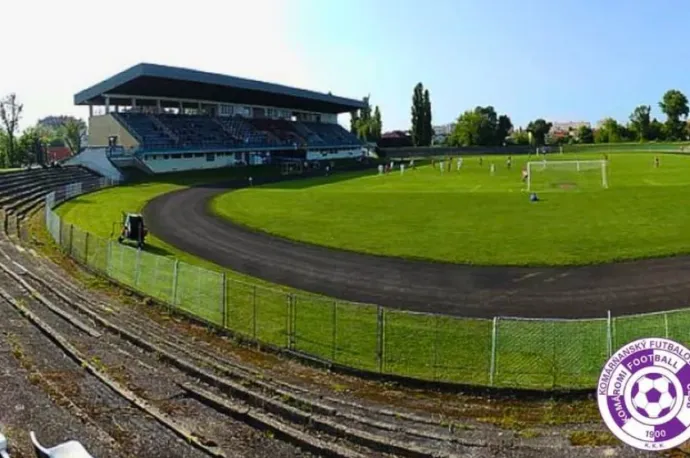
xmin=526 ymin=160 xmax=608 ymax=191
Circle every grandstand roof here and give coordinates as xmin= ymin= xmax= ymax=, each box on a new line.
xmin=74 ymin=63 xmax=365 ymax=114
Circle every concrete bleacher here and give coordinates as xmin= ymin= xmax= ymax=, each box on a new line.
xmin=0 ymin=166 xmax=102 ymax=235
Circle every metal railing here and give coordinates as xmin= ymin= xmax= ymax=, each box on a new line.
xmin=43 ymin=181 xmax=689 ymax=391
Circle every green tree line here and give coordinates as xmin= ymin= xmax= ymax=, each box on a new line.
xmin=0 ymin=93 xmax=85 ymax=168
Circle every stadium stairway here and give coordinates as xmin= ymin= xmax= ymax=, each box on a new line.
xmin=0 ymin=166 xmax=102 ymax=238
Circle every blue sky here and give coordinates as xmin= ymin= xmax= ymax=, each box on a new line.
xmin=2 ymin=0 xmax=689 ymax=132
xmin=287 ymin=0 xmax=690 ymax=130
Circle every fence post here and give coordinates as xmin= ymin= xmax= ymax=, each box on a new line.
xmin=58 ymin=217 xmax=63 ymax=250
xmin=84 ymin=232 xmax=90 ymax=265
xmin=607 ymin=310 xmax=613 ymax=357
xmin=489 ymin=316 xmax=498 ymax=386
xmin=252 ymin=285 xmax=258 ymax=342
xmin=134 ymin=249 xmax=142 ymax=288
xmin=171 ymin=260 xmax=179 ymax=309
xmin=286 ymin=294 xmax=293 ymax=350
xmin=433 ymin=315 xmax=439 ymax=382
xmin=376 ymin=306 xmax=384 ymax=373
xmin=106 ymin=241 xmax=113 ymax=275
xmin=331 ymin=301 xmax=337 ymax=363
xmin=68 ymin=224 xmax=74 ymax=255
xmin=221 ymin=273 xmax=227 ymax=329
xmin=664 ymin=312 xmax=669 ymax=339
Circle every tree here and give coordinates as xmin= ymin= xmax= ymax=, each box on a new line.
xmin=448 ymin=106 xmax=512 ymax=146
xmin=509 ymin=128 xmax=530 ymax=145
xmin=526 ymin=119 xmax=552 ymax=146
xmin=0 ymin=93 xmax=23 ymax=167
xmin=422 ymin=89 xmax=432 ymax=146
xmin=350 ymin=111 xmax=359 ymax=135
xmin=350 ymin=96 xmax=382 ymax=142
xmin=594 ymin=118 xmax=624 ymax=143
xmin=577 ymin=125 xmax=594 ymax=144
xmin=61 ymin=118 xmax=86 ymax=156
xmin=629 ymin=105 xmax=651 ymax=141
xmin=649 ymin=118 xmax=664 ymax=141
xmin=0 ymin=129 xmax=7 ymax=168
xmin=659 ymin=89 xmax=689 ymax=140
xmin=410 ymin=83 xmax=424 ymax=146
xmin=371 ymin=106 xmax=382 ymax=141
xmin=448 ymin=110 xmax=484 ymax=146
xmin=496 ymin=114 xmax=513 ymax=145
xmin=17 ymin=128 xmax=44 ymax=165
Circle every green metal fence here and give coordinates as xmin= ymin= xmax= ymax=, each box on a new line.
xmin=44 ymin=184 xmax=690 ymax=391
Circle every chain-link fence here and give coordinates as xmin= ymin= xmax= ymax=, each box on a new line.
xmin=43 ymin=181 xmax=690 ymax=390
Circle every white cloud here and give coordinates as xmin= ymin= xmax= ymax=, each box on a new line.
xmin=0 ymin=0 xmax=315 ymax=130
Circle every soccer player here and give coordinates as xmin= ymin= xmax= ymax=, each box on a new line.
xmin=439 ymin=160 xmax=444 ymax=173
xmin=378 ymin=164 xmax=384 ymax=175
xmin=447 ymin=158 xmax=452 ymax=172
xmin=655 ymin=156 xmax=660 ymax=168
xmin=457 ymin=157 xmax=463 ymax=170
xmin=506 ymin=156 xmax=512 ymax=169
xmin=400 ymin=163 xmax=405 ymax=175
xmin=410 ymin=158 xmax=415 ymax=169
xmin=479 ymin=156 xmax=483 ymax=166
xmin=521 ymin=167 xmax=528 ymax=182
xmin=490 ymin=163 xmax=496 ymax=175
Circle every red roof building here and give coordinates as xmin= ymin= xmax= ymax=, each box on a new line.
xmin=47 ymin=146 xmax=71 ymax=162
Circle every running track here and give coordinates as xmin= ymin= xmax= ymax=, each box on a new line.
xmin=143 ymin=178 xmax=690 ymax=319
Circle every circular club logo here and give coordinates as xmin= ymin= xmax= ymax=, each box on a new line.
xmin=598 ymin=337 xmax=690 ymax=450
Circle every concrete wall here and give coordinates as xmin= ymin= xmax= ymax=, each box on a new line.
xmin=88 ymin=115 xmax=140 ymax=151
xmin=306 ymin=148 xmax=363 ymax=161
xmin=142 ymin=152 xmax=242 ymax=174
xmin=380 ymin=145 xmax=537 ymax=158
xmin=63 ymin=147 xmax=125 ymax=181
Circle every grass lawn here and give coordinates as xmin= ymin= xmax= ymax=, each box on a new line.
xmin=210 ymin=153 xmax=690 ymax=266
xmin=52 ymin=153 xmax=690 ymax=390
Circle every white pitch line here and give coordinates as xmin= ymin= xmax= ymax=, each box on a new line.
xmin=469 ymin=185 xmax=482 ymax=192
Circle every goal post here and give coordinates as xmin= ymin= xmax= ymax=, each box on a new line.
xmin=526 ymin=160 xmax=608 ymax=191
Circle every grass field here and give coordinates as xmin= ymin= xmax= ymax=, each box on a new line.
xmin=51 ymin=152 xmax=690 ymax=390
xmin=211 ymin=152 xmax=690 ymax=266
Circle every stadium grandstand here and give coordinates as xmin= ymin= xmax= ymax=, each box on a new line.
xmin=67 ymin=63 xmax=367 ymax=179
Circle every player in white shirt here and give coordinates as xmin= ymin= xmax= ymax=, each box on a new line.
xmin=490 ymin=163 xmax=496 ymax=175
xmin=457 ymin=157 xmax=463 ymax=170
xmin=400 ymin=163 xmax=405 ymax=175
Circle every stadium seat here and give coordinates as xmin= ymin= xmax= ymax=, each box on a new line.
xmin=114 ymin=113 xmax=362 ymax=152
xmin=30 ymin=432 xmax=94 ymax=458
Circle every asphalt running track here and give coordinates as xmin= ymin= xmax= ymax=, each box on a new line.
xmin=143 ymin=179 xmax=690 ymax=320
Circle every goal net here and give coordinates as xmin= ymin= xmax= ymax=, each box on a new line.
xmin=526 ymin=160 xmax=608 ymax=191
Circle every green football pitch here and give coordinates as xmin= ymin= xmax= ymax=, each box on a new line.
xmin=211 ymin=153 xmax=690 ymax=266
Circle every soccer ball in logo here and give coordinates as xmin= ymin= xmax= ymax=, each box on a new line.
xmin=631 ymin=373 xmax=677 ymax=419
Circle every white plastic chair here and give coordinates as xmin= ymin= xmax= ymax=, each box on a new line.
xmin=30 ymin=432 xmax=94 ymax=458
xmin=0 ymin=432 xmax=10 ymax=458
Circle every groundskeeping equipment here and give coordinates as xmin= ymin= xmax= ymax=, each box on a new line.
xmin=111 ymin=212 xmax=148 ymax=249
xmin=526 ymin=159 xmax=608 ymax=192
